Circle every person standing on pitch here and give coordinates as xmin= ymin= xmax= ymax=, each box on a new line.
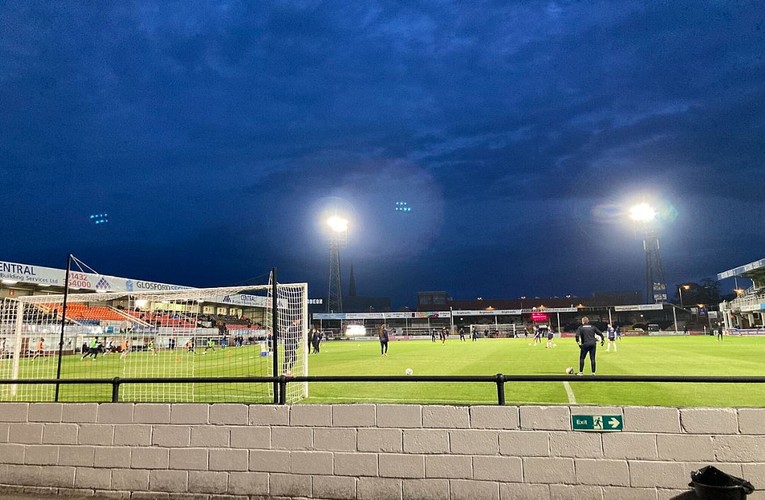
xmin=575 ymin=317 xmax=604 ymax=375
xmin=459 ymin=327 xmax=466 ymax=341
xmin=31 ymin=337 xmax=45 ymax=360
xmin=533 ymin=326 xmax=543 ymax=345
xmin=379 ymin=324 xmax=389 ymax=356
xmin=717 ymin=323 xmax=724 ymax=341
xmin=282 ymin=319 xmax=300 ymax=375
xmin=606 ymin=324 xmax=617 ymax=352
xmin=545 ymin=327 xmax=555 ymax=348
xmin=309 ymin=326 xmax=321 ymax=354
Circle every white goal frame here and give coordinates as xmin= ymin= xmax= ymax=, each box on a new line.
xmin=0 ymin=282 xmax=308 ymax=403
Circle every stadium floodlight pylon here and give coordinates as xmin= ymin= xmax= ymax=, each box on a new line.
xmin=326 ymin=215 xmax=348 ymax=313
xmin=0 ymin=282 xmax=307 ymax=403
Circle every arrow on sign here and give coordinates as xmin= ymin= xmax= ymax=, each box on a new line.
xmin=608 ymin=418 xmax=621 ymax=428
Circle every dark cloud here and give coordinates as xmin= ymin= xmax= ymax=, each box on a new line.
xmin=2 ymin=1 xmax=764 ymax=306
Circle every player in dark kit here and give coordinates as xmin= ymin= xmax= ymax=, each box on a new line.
xmin=282 ymin=319 xmax=301 ymax=375
xmin=533 ymin=327 xmax=543 ymax=345
xmin=379 ymin=325 xmax=389 ymax=356
xmin=575 ymin=317 xmax=605 ymax=375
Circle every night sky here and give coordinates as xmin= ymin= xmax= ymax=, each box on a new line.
xmin=2 ymin=2 xmax=764 ymax=308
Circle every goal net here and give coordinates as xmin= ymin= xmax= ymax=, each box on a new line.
xmin=469 ymin=323 xmax=527 ymax=338
xmin=0 ymin=282 xmax=308 ymax=403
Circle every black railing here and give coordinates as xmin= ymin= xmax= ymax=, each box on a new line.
xmin=2 ymin=374 xmax=765 ymax=405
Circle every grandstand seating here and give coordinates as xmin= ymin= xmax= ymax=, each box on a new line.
xmin=41 ymin=303 xmax=130 ymax=323
xmin=124 ymin=310 xmax=196 ymax=328
xmin=15 ymin=304 xmax=241 ymax=330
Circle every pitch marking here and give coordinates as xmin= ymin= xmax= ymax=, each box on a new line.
xmin=563 ymin=381 xmax=577 ymax=404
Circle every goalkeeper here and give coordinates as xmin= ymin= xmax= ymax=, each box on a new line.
xmin=282 ymin=319 xmax=300 ymax=375
xmin=575 ymin=317 xmax=604 ymax=376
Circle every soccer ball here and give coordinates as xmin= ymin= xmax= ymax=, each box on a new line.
xmin=565 ymin=367 xmax=574 ymax=375
xmin=405 ymin=368 xmax=413 ymax=376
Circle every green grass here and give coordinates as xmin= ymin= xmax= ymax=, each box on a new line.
xmin=3 ymin=336 xmax=764 ymax=406
xmin=0 ymin=346 xmax=274 ymax=403
xmin=305 ymin=336 xmax=765 ymax=407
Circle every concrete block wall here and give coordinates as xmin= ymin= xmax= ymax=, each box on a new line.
xmin=0 ymin=403 xmax=763 ymax=499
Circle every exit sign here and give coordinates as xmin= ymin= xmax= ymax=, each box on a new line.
xmin=572 ymin=414 xmax=623 ymax=432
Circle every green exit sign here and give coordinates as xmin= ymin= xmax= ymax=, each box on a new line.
xmin=572 ymin=414 xmax=623 ymax=432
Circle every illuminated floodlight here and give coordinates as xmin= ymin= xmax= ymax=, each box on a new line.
xmin=326 ymin=214 xmax=349 ymax=313
xmin=679 ymin=284 xmax=690 ymax=307
xmin=327 ymin=215 xmax=349 ymax=233
xmin=629 ymin=203 xmax=656 ymax=222
xmin=89 ymin=213 xmax=109 ymax=225
xmin=395 ymin=201 xmax=412 ymax=212
xmin=630 ymin=201 xmax=667 ymax=303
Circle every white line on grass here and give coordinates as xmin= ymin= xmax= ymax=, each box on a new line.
xmin=563 ymin=381 xmax=577 ymax=404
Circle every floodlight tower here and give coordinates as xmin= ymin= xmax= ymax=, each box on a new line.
xmin=327 ymin=215 xmax=348 ymax=313
xmin=629 ymin=203 xmax=667 ymax=303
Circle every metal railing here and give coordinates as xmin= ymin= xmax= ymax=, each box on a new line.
xmin=3 ymin=374 xmax=765 ymax=405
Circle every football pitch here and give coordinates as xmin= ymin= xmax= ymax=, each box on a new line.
xmin=3 ymin=335 xmax=765 ymax=406
xmin=305 ymin=335 xmax=765 ymax=407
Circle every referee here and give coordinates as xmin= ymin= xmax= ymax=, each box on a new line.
xmin=575 ymin=317 xmax=605 ymax=375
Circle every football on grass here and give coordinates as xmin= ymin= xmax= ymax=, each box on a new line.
xmin=565 ymin=367 xmax=574 ymax=374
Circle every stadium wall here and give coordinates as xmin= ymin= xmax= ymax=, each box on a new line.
xmin=0 ymin=403 xmax=763 ymax=499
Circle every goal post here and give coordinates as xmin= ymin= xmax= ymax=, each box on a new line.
xmin=0 ymin=282 xmax=308 ymax=403
xmin=266 ymin=277 xmax=309 ymax=403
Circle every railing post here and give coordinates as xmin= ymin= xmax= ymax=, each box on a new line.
xmin=496 ymin=373 xmax=505 ymax=405
xmin=112 ymin=377 xmax=121 ymax=403
xmin=278 ymin=375 xmax=287 ymax=405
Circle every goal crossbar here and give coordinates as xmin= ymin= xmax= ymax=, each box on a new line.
xmin=1 ymin=282 xmax=308 ymax=404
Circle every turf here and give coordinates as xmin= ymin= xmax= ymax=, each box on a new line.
xmin=3 ymin=335 xmax=764 ymax=406
xmin=304 ymin=335 xmax=765 ymax=407
xmin=0 ymin=346 xmax=275 ymax=403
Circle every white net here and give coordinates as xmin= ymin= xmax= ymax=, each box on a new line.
xmin=266 ymin=275 xmax=309 ymax=403
xmin=470 ymin=323 xmax=527 ymax=338
xmin=0 ymin=282 xmax=308 ymax=403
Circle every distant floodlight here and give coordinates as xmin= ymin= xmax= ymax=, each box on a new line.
xmin=395 ymin=201 xmax=412 ymax=212
xmin=89 ymin=212 xmax=109 ymax=224
xmin=629 ymin=203 xmax=656 ymax=222
xmin=327 ymin=215 xmax=348 ymax=233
